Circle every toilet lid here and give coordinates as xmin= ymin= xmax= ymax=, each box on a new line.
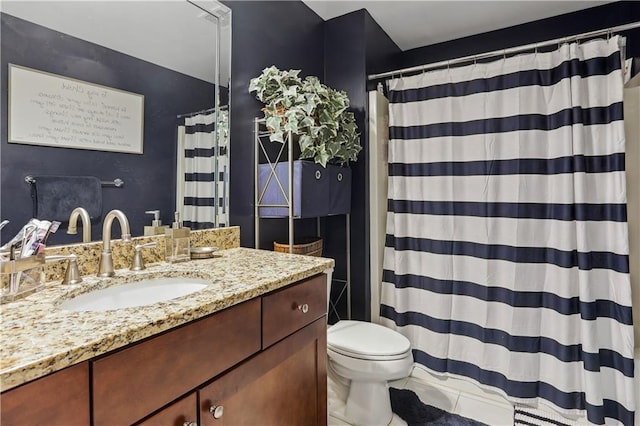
xmin=327 ymin=321 xmax=411 ymax=360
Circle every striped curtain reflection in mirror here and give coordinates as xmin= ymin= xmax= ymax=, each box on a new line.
xmin=180 ymin=112 xmax=228 ymax=229
xmin=380 ymin=36 xmax=635 ymax=425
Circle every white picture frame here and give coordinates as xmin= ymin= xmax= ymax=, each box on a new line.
xmin=8 ymin=64 xmax=145 ymax=154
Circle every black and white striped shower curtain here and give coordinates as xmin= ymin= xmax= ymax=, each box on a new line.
xmin=182 ymin=112 xmax=228 ymax=228
xmin=380 ymin=36 xmax=635 ymax=425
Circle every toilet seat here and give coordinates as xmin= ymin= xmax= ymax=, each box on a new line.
xmin=327 ymin=320 xmax=411 ymax=361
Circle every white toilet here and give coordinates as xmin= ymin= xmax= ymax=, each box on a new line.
xmin=325 ymin=270 xmax=413 ymax=426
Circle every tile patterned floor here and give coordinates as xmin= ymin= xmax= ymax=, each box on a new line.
xmin=328 ymin=366 xmax=515 ymax=426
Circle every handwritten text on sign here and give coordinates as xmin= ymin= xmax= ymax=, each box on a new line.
xmin=8 ymin=64 xmax=144 ymax=154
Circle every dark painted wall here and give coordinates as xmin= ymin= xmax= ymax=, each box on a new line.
xmin=223 ymin=2 xmax=400 ymax=322
xmin=223 ymin=1 xmax=324 ymax=250
xmin=223 ymin=3 xmax=399 ymax=322
xmin=361 ymin=11 xmax=402 ymax=320
xmin=323 ymin=10 xmax=401 ymax=321
xmin=1 ymin=13 xmax=215 ymax=245
xmin=396 ymin=1 xmax=640 ymax=73
xmin=323 ymin=11 xmax=367 ymax=321
xmin=364 ymin=12 xmax=402 ymax=76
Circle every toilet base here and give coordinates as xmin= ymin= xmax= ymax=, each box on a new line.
xmin=345 ymin=380 xmax=392 ymax=426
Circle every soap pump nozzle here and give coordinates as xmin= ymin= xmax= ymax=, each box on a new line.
xmin=145 ymin=210 xmax=162 ymax=227
xmin=172 ymin=212 xmax=181 ymax=229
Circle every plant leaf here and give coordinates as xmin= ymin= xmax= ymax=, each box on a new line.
xmin=249 ymin=66 xmax=361 ymax=166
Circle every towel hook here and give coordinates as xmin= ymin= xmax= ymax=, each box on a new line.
xmin=105 ymin=178 xmax=124 ymax=188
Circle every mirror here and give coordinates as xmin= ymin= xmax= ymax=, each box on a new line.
xmin=0 ymin=0 xmax=231 ymax=245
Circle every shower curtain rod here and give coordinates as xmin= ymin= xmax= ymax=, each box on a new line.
xmin=367 ymin=21 xmax=640 ymax=81
xmin=176 ymin=105 xmax=228 ymax=119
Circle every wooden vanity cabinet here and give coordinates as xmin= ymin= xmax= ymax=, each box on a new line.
xmin=198 ymin=316 xmax=327 ymax=425
xmin=0 ymin=362 xmax=89 ymax=426
xmin=92 ymin=298 xmax=262 ymax=426
xmin=194 ymin=272 xmax=329 ymax=425
xmin=1 ymin=273 xmax=327 ymax=426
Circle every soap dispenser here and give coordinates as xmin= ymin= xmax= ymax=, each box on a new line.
xmin=144 ymin=210 xmax=168 ymax=236
xmin=165 ymin=212 xmax=190 ymax=263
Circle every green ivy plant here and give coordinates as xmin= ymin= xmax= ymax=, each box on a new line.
xmin=249 ymin=66 xmax=361 ymax=167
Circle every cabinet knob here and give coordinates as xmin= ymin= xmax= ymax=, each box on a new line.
xmin=298 ymin=303 xmax=309 ymax=314
xmin=210 ymin=404 xmax=224 ymax=419
xmin=183 ymin=422 xmax=197 ymax=426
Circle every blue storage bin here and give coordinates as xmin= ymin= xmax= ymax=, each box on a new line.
xmin=258 ymin=160 xmax=351 ymax=218
xmin=328 ymin=165 xmax=352 ymax=215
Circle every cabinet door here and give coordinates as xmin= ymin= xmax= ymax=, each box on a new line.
xmin=199 ymin=317 xmax=327 ymax=426
xmin=93 ymin=299 xmax=261 ymax=426
xmin=137 ymin=392 xmax=197 ymax=426
xmin=0 ymin=362 xmax=89 ymax=426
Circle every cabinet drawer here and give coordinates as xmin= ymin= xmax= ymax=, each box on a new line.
xmin=0 ymin=362 xmax=89 ymax=426
xmin=262 ymin=273 xmax=326 ymax=348
xmin=92 ymin=298 xmax=261 ymax=426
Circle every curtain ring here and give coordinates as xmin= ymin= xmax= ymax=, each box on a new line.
xmin=558 ymin=37 xmax=566 ymax=50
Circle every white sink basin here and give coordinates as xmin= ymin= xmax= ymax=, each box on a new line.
xmin=59 ymin=277 xmax=209 ymax=312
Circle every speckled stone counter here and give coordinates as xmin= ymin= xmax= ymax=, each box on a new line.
xmin=0 ymin=247 xmax=334 ymax=392
xmin=42 ymin=226 xmax=241 ymax=282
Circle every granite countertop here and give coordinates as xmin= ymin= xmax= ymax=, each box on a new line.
xmin=0 ymin=247 xmax=334 ymax=392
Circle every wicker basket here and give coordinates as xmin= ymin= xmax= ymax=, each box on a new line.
xmin=273 ymin=237 xmax=323 ymax=257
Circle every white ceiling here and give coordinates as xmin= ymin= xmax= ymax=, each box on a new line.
xmin=302 ymin=0 xmax=616 ymax=51
xmin=1 ymin=0 xmax=616 ymax=81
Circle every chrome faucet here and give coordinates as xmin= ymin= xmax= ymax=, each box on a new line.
xmin=98 ymin=210 xmax=131 ymax=277
xmin=67 ymin=207 xmax=92 ymax=243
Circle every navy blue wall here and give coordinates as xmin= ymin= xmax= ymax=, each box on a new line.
xmin=323 ymin=11 xmax=367 ymax=321
xmin=223 ymin=2 xmax=400 ymax=322
xmin=223 ymin=1 xmax=324 ymax=251
xmin=396 ymin=1 xmax=640 ymax=73
xmin=322 ymin=10 xmax=400 ymax=321
xmin=1 ymin=13 xmax=215 ymax=245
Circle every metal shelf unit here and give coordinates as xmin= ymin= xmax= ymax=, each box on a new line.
xmin=253 ymin=118 xmax=351 ymax=320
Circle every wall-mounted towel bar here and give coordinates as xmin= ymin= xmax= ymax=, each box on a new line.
xmin=25 ymin=176 xmax=124 ymax=188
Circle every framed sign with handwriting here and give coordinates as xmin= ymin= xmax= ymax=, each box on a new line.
xmin=8 ymin=64 xmax=144 ymax=154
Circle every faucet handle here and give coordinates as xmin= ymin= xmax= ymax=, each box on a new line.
xmin=46 ymin=254 xmax=82 ymax=285
xmin=63 ymin=255 xmax=82 ymax=285
xmin=130 ymin=242 xmax=157 ymax=271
